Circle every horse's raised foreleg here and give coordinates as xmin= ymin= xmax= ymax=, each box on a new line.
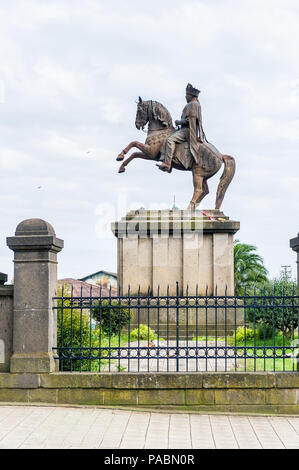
xmin=118 ymin=152 xmax=153 ymax=173
xmin=117 ymin=141 xmax=152 ymax=161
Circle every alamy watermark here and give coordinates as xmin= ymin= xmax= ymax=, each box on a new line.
xmin=95 ymin=191 xmax=205 ymax=241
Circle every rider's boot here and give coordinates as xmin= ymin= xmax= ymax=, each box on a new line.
xmin=157 ymin=160 xmax=172 ymax=173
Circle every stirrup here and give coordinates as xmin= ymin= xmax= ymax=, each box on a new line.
xmin=156 ymin=163 xmax=171 ymax=173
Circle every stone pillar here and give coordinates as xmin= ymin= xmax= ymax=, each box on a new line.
xmin=290 ymin=233 xmax=299 ymax=371
xmin=112 ymin=209 xmax=240 ymax=296
xmin=7 ymin=219 xmax=64 ymax=373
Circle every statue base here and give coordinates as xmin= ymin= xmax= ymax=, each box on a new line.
xmin=111 ymin=209 xmax=240 ymax=296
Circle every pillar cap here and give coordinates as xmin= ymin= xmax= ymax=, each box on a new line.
xmin=7 ymin=218 xmax=64 ymax=253
xmin=15 ymin=218 xmax=55 ymax=236
xmin=290 ymin=234 xmax=299 ymax=253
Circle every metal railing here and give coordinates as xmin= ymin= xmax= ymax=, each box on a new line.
xmin=53 ymin=283 xmax=299 ymax=373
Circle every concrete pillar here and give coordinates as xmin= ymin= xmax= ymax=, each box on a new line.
xmin=7 ymin=219 xmax=64 ymax=373
xmin=290 ymin=233 xmax=299 ymax=371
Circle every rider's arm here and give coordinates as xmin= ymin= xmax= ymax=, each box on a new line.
xmin=175 ymin=118 xmax=189 ymax=127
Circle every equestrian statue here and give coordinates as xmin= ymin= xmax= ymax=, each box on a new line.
xmin=116 ymin=83 xmax=235 ymax=211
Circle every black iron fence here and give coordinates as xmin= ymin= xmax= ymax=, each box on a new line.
xmin=53 ymin=283 xmax=299 ymax=373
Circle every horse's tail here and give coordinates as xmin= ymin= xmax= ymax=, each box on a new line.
xmin=215 ymin=155 xmax=236 ymax=210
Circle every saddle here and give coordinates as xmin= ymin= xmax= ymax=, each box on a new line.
xmin=172 ymin=141 xmax=222 ymax=172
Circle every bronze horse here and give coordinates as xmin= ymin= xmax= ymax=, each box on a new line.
xmin=116 ymin=98 xmax=235 ymax=210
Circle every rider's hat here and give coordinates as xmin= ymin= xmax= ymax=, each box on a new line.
xmin=186 ymin=83 xmax=200 ymax=97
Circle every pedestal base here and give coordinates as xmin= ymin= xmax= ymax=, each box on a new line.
xmin=112 ymin=209 xmax=240 ymax=296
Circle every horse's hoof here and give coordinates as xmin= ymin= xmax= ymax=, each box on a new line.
xmin=116 ymin=154 xmax=125 ymax=161
xmin=118 ymin=167 xmax=125 ymax=173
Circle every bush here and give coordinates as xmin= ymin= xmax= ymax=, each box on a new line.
xmin=231 ymin=326 xmax=255 ymax=342
xmin=92 ymin=299 xmax=133 ymax=336
xmin=256 ymin=322 xmax=275 ymax=340
xmin=130 ymin=324 xmax=156 ymax=341
xmin=57 ymin=285 xmax=100 ymax=371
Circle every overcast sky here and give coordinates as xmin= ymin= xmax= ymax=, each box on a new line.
xmin=0 ymin=0 xmax=298 ymax=282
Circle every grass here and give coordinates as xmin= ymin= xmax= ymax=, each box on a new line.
xmin=192 ymin=333 xmax=298 ymax=371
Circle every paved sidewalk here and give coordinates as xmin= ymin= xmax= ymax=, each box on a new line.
xmin=0 ymin=406 xmax=298 ymax=449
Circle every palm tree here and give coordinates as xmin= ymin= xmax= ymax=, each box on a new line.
xmin=234 ymin=240 xmax=268 ymax=294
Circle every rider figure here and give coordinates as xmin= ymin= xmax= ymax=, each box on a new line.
xmin=158 ymin=83 xmax=206 ymax=172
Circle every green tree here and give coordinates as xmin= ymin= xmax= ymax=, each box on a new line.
xmin=234 ymin=239 xmax=268 ymax=294
xmin=248 ymin=271 xmax=298 ymax=338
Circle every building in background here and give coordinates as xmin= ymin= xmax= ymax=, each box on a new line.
xmin=79 ymin=270 xmax=117 ymax=289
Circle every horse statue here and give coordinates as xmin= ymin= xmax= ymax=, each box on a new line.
xmin=116 ymin=98 xmax=235 ymax=211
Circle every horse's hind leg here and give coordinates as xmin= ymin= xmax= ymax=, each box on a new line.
xmin=119 ymin=152 xmax=153 ymax=173
xmin=215 ymin=155 xmax=236 ymax=210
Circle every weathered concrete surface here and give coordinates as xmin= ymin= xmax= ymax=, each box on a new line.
xmin=0 ymin=286 xmax=13 ymax=372
xmin=0 ymin=372 xmax=298 ymax=414
xmin=112 ymin=209 xmax=240 ymax=296
xmin=7 ymin=219 xmax=63 ymax=373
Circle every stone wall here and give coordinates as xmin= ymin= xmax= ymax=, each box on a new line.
xmin=0 ymin=286 xmax=14 ymax=372
xmin=0 ymin=372 xmax=298 ymax=414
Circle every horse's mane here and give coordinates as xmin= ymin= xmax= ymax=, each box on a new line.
xmin=149 ymin=100 xmax=173 ymax=128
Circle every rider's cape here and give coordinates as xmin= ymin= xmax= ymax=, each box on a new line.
xmin=181 ymin=100 xmax=206 ymax=164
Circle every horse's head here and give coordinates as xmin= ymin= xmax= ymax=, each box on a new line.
xmin=135 ymin=97 xmax=173 ymax=131
xmin=135 ymin=97 xmax=148 ymax=130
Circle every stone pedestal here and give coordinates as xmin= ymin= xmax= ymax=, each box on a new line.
xmin=112 ymin=209 xmax=240 ymax=296
xmin=7 ymin=219 xmax=64 ymax=373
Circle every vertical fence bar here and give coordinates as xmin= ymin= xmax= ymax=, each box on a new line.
xmin=118 ymin=283 xmax=121 ymax=372
xmin=224 ymin=285 xmax=228 ymax=372
xmin=137 ymin=285 xmax=141 ymax=373
xmin=186 ymin=284 xmax=189 ymax=372
xmin=60 ymin=285 xmax=64 ymax=372
xmin=79 ymin=285 xmax=83 ymax=372
xmin=234 ymin=285 xmax=237 ymax=372
xmin=127 ymin=285 xmax=131 ymax=373
xmin=253 ymin=285 xmax=257 ymax=373
xmin=195 ymin=284 xmax=199 ymax=373
xmin=272 ymin=284 xmax=276 ymax=372
xmin=157 ymin=285 xmax=160 ymax=373
xmin=166 ymin=285 xmax=169 ymax=373
xmin=205 ymin=285 xmax=208 ymax=372
xmin=89 ymin=285 xmax=92 ymax=372
xmin=70 ymin=284 xmax=74 ymax=373
xmin=176 ymin=281 xmax=180 ymax=372
xmin=147 ymin=285 xmax=150 ymax=372
xmin=263 ymin=285 xmax=266 ymax=372
xmin=244 ymin=286 xmax=247 ymax=372
xmin=215 ymin=284 xmax=218 ymax=372
xmin=291 ymin=283 xmax=295 ymax=372
xmin=98 ymin=284 xmax=103 ymax=373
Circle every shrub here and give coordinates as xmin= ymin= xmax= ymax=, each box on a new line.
xmin=231 ymin=326 xmax=255 ymax=342
xmin=57 ymin=285 xmax=100 ymax=371
xmin=92 ymin=299 xmax=133 ymax=336
xmin=130 ymin=324 xmax=156 ymax=341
